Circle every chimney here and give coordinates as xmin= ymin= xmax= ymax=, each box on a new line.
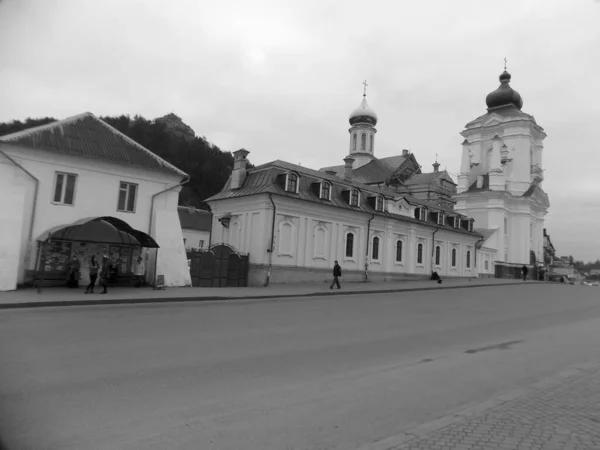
xmin=476 ymin=175 xmax=484 ymax=189
xmin=230 ymin=148 xmax=250 ymax=190
xmin=432 ymin=161 xmax=440 ymax=173
xmin=402 ymin=149 xmax=409 ymax=157
xmin=343 ymin=156 xmax=355 ymax=181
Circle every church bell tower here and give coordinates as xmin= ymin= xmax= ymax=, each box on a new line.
xmin=347 ymin=81 xmax=378 ymax=169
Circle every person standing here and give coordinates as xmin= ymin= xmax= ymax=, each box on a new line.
xmin=99 ymin=255 xmax=110 ymax=294
xmin=330 ymin=260 xmax=342 ymax=290
xmin=521 ymin=264 xmax=528 ymax=282
xmin=134 ymin=257 xmax=145 ymax=288
xmin=85 ymin=255 xmax=99 ymax=293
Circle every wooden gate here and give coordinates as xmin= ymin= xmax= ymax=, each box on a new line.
xmin=187 ymin=244 xmax=249 ymax=287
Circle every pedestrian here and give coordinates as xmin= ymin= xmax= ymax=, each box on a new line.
xmin=85 ymin=255 xmax=99 ymax=293
xmin=66 ymin=255 xmax=80 ymax=288
xmin=521 ymin=264 xmax=528 ymax=282
xmin=134 ymin=257 xmax=145 ymax=287
xmin=99 ymin=255 xmax=110 ymax=294
xmin=330 ymin=260 xmax=342 ymax=290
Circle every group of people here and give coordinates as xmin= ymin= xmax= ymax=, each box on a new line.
xmin=65 ymin=254 xmax=146 ymax=294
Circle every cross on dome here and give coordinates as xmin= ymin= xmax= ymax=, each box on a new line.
xmin=363 ymin=80 xmax=368 ymax=97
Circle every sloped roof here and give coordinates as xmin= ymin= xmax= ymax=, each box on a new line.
xmin=178 ymin=206 xmax=212 ymax=231
xmin=319 ymin=154 xmax=408 ymax=184
xmin=0 ymin=112 xmax=187 ymax=178
xmin=206 ymin=160 xmax=481 ymax=237
xmin=405 ymin=170 xmax=455 ymax=186
xmin=475 ymin=227 xmax=498 ymax=242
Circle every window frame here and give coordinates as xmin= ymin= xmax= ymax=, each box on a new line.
xmin=451 ymin=248 xmax=457 ymax=267
xmin=437 ymin=212 xmax=445 ymax=225
xmin=285 ymin=172 xmax=299 ymax=193
xmin=417 ymin=242 xmax=424 ymax=265
xmin=117 ymin=181 xmax=138 ymax=213
xmin=361 ymin=133 xmax=367 ymax=150
xmin=375 ymin=195 xmax=384 ymax=212
xmin=350 ymin=189 xmax=360 ymax=207
xmin=371 ymin=236 xmax=380 ymax=261
xmin=466 ymin=250 xmax=471 ymax=269
xmin=395 ymin=239 xmax=403 ymax=263
xmin=52 ymin=172 xmax=78 ymax=206
xmin=435 ymin=245 xmax=441 ymax=266
xmin=352 ymin=133 xmax=357 ymax=151
xmin=319 ymin=181 xmax=332 ymax=201
xmin=345 ymin=232 xmax=354 ymax=258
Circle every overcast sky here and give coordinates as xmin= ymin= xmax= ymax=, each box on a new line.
xmin=1 ymin=0 xmax=599 ymax=262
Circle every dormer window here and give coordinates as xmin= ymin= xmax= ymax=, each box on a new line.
xmin=350 ymin=189 xmax=360 ymax=207
xmin=437 ymin=212 xmax=445 ymax=225
xmin=320 ymin=182 xmax=332 ymax=200
xmin=285 ymin=172 xmax=299 ymax=193
xmin=375 ymin=195 xmax=384 ymax=212
xmin=414 ymin=207 xmax=427 ymax=221
xmin=454 ymin=217 xmax=461 ymax=229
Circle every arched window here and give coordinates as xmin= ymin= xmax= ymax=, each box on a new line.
xmin=370 ymin=134 xmax=374 ymax=152
xmin=320 ymin=182 xmax=331 ymax=200
xmin=346 ymin=233 xmax=354 ymax=258
xmin=286 ymin=172 xmax=298 ymax=193
xmin=361 ymin=133 xmax=366 ymax=150
xmin=451 ymin=248 xmax=457 ymax=267
xmin=435 ymin=245 xmax=441 ymax=266
xmin=350 ymin=189 xmax=360 ymax=206
xmin=466 ymin=250 xmax=471 ymax=268
xmin=372 ymin=236 xmax=380 ymax=260
xmin=395 ymin=240 xmax=403 ymax=262
xmin=417 ymin=243 xmax=423 ymax=264
xmin=352 ymin=133 xmax=357 ymax=151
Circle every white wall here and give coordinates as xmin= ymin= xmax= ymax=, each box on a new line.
xmin=0 ymin=143 xmax=191 ymax=289
xmin=208 ymin=194 xmax=481 ymax=279
xmin=182 ymin=229 xmax=210 ymax=250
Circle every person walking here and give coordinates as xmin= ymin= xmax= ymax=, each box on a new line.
xmin=330 ymin=260 xmax=342 ymax=290
xmin=521 ymin=264 xmax=528 ymax=282
xmin=134 ymin=257 xmax=145 ymax=288
xmin=99 ymin=255 xmax=111 ymax=294
xmin=85 ymin=255 xmax=99 ymax=293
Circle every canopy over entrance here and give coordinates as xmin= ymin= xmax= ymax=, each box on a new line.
xmin=37 ymin=216 xmax=159 ymax=248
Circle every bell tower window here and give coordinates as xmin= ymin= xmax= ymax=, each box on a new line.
xmin=370 ymin=134 xmax=374 ymax=153
xmin=352 ymin=133 xmax=357 ymax=151
xmin=361 ymin=133 xmax=366 ymax=150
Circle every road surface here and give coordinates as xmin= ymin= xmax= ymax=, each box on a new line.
xmin=1 ymin=283 xmax=600 ymax=450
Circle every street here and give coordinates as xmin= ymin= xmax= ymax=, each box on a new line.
xmin=1 ymin=284 xmax=600 ymax=450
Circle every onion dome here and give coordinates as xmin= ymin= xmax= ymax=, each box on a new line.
xmin=349 ymin=95 xmax=378 ymax=126
xmin=485 ymin=70 xmax=523 ymax=110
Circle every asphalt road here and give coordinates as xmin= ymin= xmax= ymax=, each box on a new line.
xmin=1 ymin=284 xmax=600 ymax=450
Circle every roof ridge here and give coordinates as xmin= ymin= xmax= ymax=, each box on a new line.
xmin=0 ymin=112 xmax=91 ymax=141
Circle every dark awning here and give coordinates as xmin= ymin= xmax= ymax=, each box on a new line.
xmin=37 ymin=216 xmax=160 ymax=248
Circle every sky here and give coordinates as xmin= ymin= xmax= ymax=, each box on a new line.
xmin=0 ymin=0 xmax=599 ymax=262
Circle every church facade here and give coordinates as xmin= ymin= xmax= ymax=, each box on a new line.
xmin=206 ymin=90 xmax=488 ymax=286
xmin=454 ymin=68 xmax=550 ymax=278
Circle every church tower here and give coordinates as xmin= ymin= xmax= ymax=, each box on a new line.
xmin=347 ymin=81 xmax=378 ymax=169
xmin=454 ymin=66 xmax=550 ymax=273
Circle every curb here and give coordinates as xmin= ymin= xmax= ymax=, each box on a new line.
xmin=0 ymin=281 xmax=527 ymax=310
xmin=359 ymin=359 xmax=600 ymax=450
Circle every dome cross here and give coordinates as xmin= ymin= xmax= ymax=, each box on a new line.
xmin=362 ymin=80 xmax=368 ymax=97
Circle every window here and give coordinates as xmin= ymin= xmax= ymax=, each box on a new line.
xmin=466 ymin=250 xmax=471 ymax=268
xmin=375 ymin=196 xmax=384 ymax=212
xmin=345 ymin=233 xmax=354 ymax=258
xmin=350 ymin=189 xmax=360 ymax=206
xmin=361 ymin=133 xmax=366 ymax=150
xmin=417 ymin=243 xmax=423 ymax=265
xmin=454 ymin=217 xmax=461 ymax=229
xmin=199 ymin=240 xmax=204 ymax=248
xmin=52 ymin=172 xmax=77 ymax=205
xmin=352 ymin=134 xmax=357 ymax=151
xmin=117 ymin=182 xmax=138 ymax=212
xmin=451 ymin=248 xmax=457 ymax=267
xmin=504 ymin=217 xmax=508 ymax=236
xmin=286 ymin=173 xmax=299 ymax=193
xmin=372 ymin=236 xmax=380 ymax=260
xmin=395 ymin=240 xmax=403 ymax=262
xmin=320 ymin=182 xmax=331 ymax=200
xmin=437 ymin=212 xmax=444 ymax=225
xmin=420 ymin=208 xmax=427 ymax=221
xmin=485 ymin=260 xmax=489 ymax=270
xmin=370 ymin=134 xmax=374 ymax=152
xmin=435 ymin=245 xmax=441 ymax=266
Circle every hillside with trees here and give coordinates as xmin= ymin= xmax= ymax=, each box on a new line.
xmin=0 ymin=114 xmax=245 ymax=209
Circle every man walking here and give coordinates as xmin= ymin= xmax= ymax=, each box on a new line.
xmin=521 ymin=264 xmax=528 ymax=282
xmin=99 ymin=255 xmax=111 ymax=294
xmin=330 ymin=260 xmax=342 ymax=290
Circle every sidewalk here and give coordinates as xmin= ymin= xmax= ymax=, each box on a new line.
xmin=365 ymin=360 xmax=600 ymax=450
xmin=0 ymin=278 xmax=532 ymax=309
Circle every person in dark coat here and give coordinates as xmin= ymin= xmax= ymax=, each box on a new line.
xmin=85 ymin=255 xmax=99 ymax=293
xmin=99 ymin=256 xmax=111 ymax=294
xmin=521 ymin=265 xmax=529 ymax=281
xmin=330 ymin=260 xmax=342 ymax=290
xmin=66 ymin=255 xmax=80 ymax=288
